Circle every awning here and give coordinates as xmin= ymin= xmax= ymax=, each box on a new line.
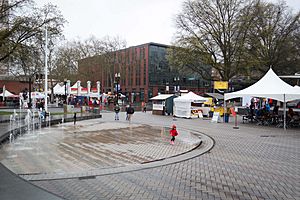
xmin=150 ymin=94 xmax=174 ymax=100
xmin=205 ymin=93 xmax=224 ymax=100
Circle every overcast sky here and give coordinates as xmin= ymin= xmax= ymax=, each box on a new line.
xmin=35 ymin=0 xmax=300 ymax=47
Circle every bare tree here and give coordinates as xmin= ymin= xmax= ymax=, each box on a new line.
xmin=172 ymin=0 xmax=255 ymax=81
xmin=53 ymin=36 xmax=126 ymax=91
xmin=52 ymin=36 xmax=106 ymax=83
xmin=98 ymin=36 xmax=126 ymax=91
xmin=244 ymin=0 xmax=300 ymax=77
xmin=7 ymin=2 xmax=65 ymax=105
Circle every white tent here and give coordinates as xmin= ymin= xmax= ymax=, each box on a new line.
xmin=224 ymin=68 xmax=300 ymax=102
xmin=224 ymin=68 xmax=300 ymax=129
xmin=174 ymin=92 xmax=208 ymax=118
xmin=70 ymin=81 xmax=83 ymax=95
xmin=0 ymin=90 xmax=16 ymax=97
xmin=53 ymin=83 xmax=66 ymax=95
xmin=150 ymin=94 xmax=174 ymax=100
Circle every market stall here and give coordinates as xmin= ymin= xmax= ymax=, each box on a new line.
xmin=150 ymin=94 xmax=176 ymax=115
xmin=173 ymin=92 xmax=208 ymax=118
xmin=225 ymin=68 xmax=300 ymax=129
xmin=0 ymin=90 xmax=19 ymax=107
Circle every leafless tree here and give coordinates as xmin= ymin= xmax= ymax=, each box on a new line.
xmin=7 ymin=2 xmax=65 ymax=104
xmin=53 ymin=36 xmax=126 ymax=91
xmin=244 ymin=0 xmax=300 ymax=77
xmin=172 ymin=0 xmax=256 ymax=81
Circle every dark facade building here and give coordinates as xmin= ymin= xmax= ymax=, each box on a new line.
xmin=78 ymin=42 xmax=211 ymax=103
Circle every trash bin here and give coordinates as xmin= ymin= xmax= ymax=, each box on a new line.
xmin=224 ymin=113 xmax=229 ymax=123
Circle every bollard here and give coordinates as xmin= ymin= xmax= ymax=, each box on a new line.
xmin=233 ymin=115 xmax=239 ymax=129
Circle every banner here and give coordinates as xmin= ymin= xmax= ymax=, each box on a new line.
xmin=214 ymin=81 xmax=228 ymax=89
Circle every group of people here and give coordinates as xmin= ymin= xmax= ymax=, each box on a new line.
xmin=112 ymin=103 xmax=179 ymax=145
xmin=113 ymin=103 xmax=135 ymax=121
xmin=247 ymin=99 xmax=300 ymax=126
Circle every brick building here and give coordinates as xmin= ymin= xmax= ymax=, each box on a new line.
xmin=78 ymin=42 xmax=211 ymax=103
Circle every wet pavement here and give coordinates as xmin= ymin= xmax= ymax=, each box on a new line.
xmin=0 ymin=109 xmax=299 ymax=200
xmin=0 ymin=120 xmax=200 ymax=175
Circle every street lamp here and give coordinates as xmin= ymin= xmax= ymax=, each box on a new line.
xmin=64 ymin=78 xmax=67 ymax=104
xmin=115 ymin=73 xmax=120 ymax=104
xmin=174 ymin=77 xmax=180 ymax=94
xmin=166 ymin=82 xmax=169 ymax=94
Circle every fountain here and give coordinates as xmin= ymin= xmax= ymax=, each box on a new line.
xmin=38 ymin=110 xmax=42 ymax=129
xmin=9 ymin=110 xmax=19 ymax=144
xmin=25 ymin=109 xmax=32 ymax=132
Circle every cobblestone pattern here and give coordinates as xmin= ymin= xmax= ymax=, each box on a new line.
xmin=32 ymin=112 xmax=300 ymax=200
xmin=1 ymin=121 xmax=201 ymax=178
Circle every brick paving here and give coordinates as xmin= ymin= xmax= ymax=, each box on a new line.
xmin=0 ymin=120 xmax=202 ymax=178
xmin=21 ymin=111 xmax=300 ymax=200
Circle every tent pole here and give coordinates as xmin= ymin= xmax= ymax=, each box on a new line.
xmin=223 ymin=100 xmax=226 ymax=122
xmin=283 ymin=94 xmax=286 ymax=130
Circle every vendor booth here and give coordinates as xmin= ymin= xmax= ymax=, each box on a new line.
xmin=0 ymin=90 xmax=19 ymax=107
xmin=204 ymin=93 xmax=225 ymax=117
xmin=150 ymin=94 xmax=176 ymax=115
xmin=173 ymin=92 xmax=208 ymax=118
xmin=225 ymin=68 xmax=300 ymax=129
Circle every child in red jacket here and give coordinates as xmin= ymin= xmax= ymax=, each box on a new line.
xmin=170 ymin=125 xmax=178 ymax=145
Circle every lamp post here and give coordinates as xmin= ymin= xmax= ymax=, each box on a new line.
xmin=44 ymin=26 xmax=48 ymax=112
xmin=174 ymin=77 xmax=180 ymax=94
xmin=115 ymin=73 xmax=120 ymax=104
xmin=64 ymin=78 xmax=67 ymax=104
xmin=166 ymin=82 xmax=169 ymax=94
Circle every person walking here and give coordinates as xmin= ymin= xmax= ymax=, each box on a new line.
xmin=142 ymin=101 xmax=147 ymax=113
xmin=73 ymin=113 xmax=77 ymax=125
xmin=170 ymin=124 xmax=178 ymax=145
xmin=127 ymin=104 xmax=135 ymax=122
xmin=114 ymin=104 xmax=120 ymax=120
xmin=125 ymin=104 xmax=130 ymax=120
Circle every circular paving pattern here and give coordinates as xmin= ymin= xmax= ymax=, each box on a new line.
xmin=2 ymin=111 xmax=298 ymax=200
xmin=0 ymin=120 xmax=203 ymax=177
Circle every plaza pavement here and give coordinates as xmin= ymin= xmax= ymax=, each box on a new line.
xmin=1 ymin=110 xmax=299 ymax=200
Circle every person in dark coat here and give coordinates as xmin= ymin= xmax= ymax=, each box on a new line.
xmin=126 ymin=104 xmax=134 ymax=122
xmin=73 ymin=113 xmax=77 ymax=125
xmin=114 ymin=104 xmax=120 ymax=120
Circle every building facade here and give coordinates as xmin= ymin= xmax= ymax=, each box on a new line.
xmin=78 ymin=42 xmax=211 ymax=103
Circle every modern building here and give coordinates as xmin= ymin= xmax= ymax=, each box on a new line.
xmin=78 ymin=42 xmax=211 ymax=103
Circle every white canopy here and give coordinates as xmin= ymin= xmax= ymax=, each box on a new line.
xmin=294 ymin=85 xmax=300 ymax=90
xmin=224 ymin=68 xmax=300 ymax=102
xmin=0 ymin=90 xmax=15 ymax=97
xmin=53 ymin=83 xmax=66 ymax=95
xmin=150 ymin=94 xmax=174 ymax=100
xmin=71 ymin=81 xmax=81 ymax=89
xmin=173 ymin=92 xmax=207 ymax=118
xmin=174 ymin=91 xmax=208 ymax=103
xmin=70 ymin=81 xmax=83 ymax=95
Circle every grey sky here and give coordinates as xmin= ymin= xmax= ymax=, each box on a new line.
xmin=35 ymin=0 xmax=300 ymax=47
